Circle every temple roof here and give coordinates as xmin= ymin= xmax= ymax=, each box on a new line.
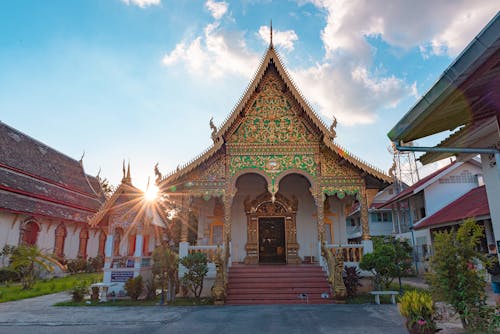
xmin=0 ymin=121 xmax=104 ymax=223
xmin=160 ymin=45 xmax=391 ymax=185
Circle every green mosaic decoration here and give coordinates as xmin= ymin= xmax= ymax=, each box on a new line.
xmin=323 ymin=187 xmax=361 ymax=200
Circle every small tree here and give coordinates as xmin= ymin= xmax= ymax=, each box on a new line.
xmin=359 ymin=237 xmax=413 ymax=290
xmin=180 ymin=252 xmax=208 ymax=299
xmin=8 ymin=245 xmax=58 ymax=290
xmin=427 ymin=219 xmax=499 ymax=331
xmin=124 ymin=275 xmax=144 ymax=300
xmin=152 ymin=244 xmax=178 ymax=304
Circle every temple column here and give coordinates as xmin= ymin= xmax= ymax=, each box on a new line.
xmin=315 ymin=191 xmax=325 ymax=242
xmin=223 ymin=192 xmax=233 ymax=265
xmin=360 ymin=186 xmax=373 ymax=253
xmin=134 ymin=226 xmax=143 ymax=273
xmin=180 ymin=196 xmax=190 ymax=243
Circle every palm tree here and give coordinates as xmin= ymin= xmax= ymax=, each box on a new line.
xmin=9 ymin=245 xmax=59 ymax=289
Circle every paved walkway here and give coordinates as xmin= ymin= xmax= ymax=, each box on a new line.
xmin=0 ymin=292 xmax=407 ymax=334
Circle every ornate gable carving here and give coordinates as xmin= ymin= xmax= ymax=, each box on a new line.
xmin=321 ymin=148 xmax=361 ymax=178
xmin=229 ymin=66 xmax=318 ymax=145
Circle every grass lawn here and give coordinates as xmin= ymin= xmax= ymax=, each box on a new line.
xmin=0 ymin=272 xmax=102 ymax=303
xmin=55 ymin=296 xmax=214 ymax=307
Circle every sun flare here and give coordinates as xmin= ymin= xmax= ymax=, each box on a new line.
xmin=144 ymin=184 xmax=159 ymax=201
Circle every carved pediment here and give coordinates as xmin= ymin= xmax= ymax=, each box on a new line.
xmin=244 ymin=191 xmax=298 ymax=214
xmin=229 ymin=66 xmax=318 ymax=145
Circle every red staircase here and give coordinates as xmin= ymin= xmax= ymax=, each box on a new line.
xmin=226 ymin=264 xmax=332 ymax=305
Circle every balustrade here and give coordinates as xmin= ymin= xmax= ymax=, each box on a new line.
xmin=327 ymin=244 xmax=364 ymax=263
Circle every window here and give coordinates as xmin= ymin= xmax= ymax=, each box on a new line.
xmin=78 ymin=229 xmax=89 ymax=258
xmin=54 ymin=224 xmax=67 ymax=258
xmin=20 ymin=220 xmax=40 ymax=246
xmin=210 ymin=221 xmax=224 ymax=245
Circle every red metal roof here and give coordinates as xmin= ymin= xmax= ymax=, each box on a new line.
xmin=414 ymin=186 xmax=490 ymax=230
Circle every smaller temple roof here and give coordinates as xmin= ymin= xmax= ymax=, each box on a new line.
xmin=0 ymin=121 xmax=103 ymax=223
xmin=414 ymin=185 xmax=489 ymax=230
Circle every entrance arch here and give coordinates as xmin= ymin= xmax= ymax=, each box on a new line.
xmin=243 ymin=192 xmax=300 ymax=264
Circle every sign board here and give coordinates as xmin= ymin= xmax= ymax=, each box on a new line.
xmin=111 ymin=271 xmax=134 ymax=282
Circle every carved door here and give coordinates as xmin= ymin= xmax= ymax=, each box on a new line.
xmin=258 ymin=217 xmax=286 ymax=264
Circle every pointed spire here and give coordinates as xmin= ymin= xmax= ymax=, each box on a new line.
xmin=122 ymin=160 xmax=132 ymax=185
xmin=270 ymin=19 xmax=273 ymax=48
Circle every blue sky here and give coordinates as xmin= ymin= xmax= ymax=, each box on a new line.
xmin=1 ymin=0 xmax=497 ymax=190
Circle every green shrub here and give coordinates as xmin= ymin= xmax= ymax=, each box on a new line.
xmin=66 ymin=258 xmax=87 ymax=274
xmin=86 ymin=256 xmax=104 ymax=273
xmin=0 ymin=268 xmax=19 ymax=283
xmin=71 ymin=281 xmax=88 ymax=302
xmin=398 ymin=290 xmax=436 ymax=333
xmin=428 ymin=219 xmax=500 ymax=332
xmin=343 ymin=266 xmax=361 ymax=297
xmin=180 ymin=252 xmax=208 ymax=299
xmin=359 ymin=237 xmax=412 ymax=291
xmin=124 ymin=275 xmax=144 ymax=300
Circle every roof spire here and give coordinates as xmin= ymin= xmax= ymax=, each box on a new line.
xmin=270 ymin=19 xmax=273 ymax=48
xmin=122 ymin=160 xmax=132 ymax=185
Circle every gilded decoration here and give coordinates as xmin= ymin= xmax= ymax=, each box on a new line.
xmin=229 ymin=70 xmax=317 ymax=145
xmin=321 ymin=150 xmax=360 ymax=178
xmin=229 ymin=154 xmax=316 ymax=177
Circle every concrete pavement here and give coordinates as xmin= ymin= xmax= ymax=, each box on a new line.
xmin=0 ymin=292 xmax=407 ymax=334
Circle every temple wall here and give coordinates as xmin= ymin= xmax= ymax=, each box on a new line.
xmin=0 ymin=212 xmax=22 ymax=252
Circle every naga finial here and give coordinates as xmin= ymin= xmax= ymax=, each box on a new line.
xmin=210 ymin=117 xmax=218 ymax=143
xmin=329 ymin=116 xmax=337 ymax=140
xmin=154 ymin=162 xmax=162 ymax=183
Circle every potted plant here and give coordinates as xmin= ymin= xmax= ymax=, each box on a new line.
xmin=398 ymin=290 xmax=437 ymax=334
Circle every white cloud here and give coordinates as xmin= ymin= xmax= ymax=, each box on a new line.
xmin=258 ymin=26 xmax=299 ymax=51
xmin=121 ymin=0 xmax=160 ymax=8
xmin=205 ymin=0 xmax=228 ymax=20
xmin=292 ymin=60 xmax=415 ymax=125
xmin=309 ymin=0 xmax=498 ymax=58
xmin=162 ymin=22 xmax=259 ymax=79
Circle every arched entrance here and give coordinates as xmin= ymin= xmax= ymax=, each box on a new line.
xmin=243 ymin=192 xmax=300 ymax=264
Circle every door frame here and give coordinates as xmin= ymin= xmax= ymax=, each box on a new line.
xmin=243 ymin=192 xmax=301 ymax=264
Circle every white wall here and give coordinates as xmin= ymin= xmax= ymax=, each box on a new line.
xmin=482 ymin=154 xmax=500 ymax=251
xmin=424 ymin=162 xmax=482 ymax=217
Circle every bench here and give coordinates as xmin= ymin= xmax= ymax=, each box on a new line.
xmin=370 ymin=291 xmax=399 ymax=305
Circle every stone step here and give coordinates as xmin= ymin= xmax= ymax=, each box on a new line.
xmin=226 ymin=264 xmax=332 ymax=305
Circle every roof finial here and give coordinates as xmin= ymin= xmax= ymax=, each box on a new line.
xmin=270 ymin=19 xmax=273 ymax=48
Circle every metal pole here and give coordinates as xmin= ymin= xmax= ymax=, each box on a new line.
xmin=395 ymin=144 xmax=499 ymax=155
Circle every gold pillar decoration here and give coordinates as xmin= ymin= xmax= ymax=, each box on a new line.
xmin=360 ymin=186 xmax=370 ymax=240
xmin=180 ymin=196 xmax=190 ymax=243
xmin=223 ymin=186 xmax=235 ymax=263
xmin=315 ymin=190 xmax=326 ymax=242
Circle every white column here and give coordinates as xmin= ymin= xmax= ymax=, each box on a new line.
xmin=134 ymin=234 xmax=143 ymax=271
xmin=104 ymin=234 xmax=113 ymax=268
xmin=481 ymin=154 xmax=500 ymax=261
xmin=178 ymin=241 xmax=189 ymax=277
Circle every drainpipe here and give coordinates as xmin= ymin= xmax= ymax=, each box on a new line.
xmin=393 ymin=143 xmax=500 ymax=178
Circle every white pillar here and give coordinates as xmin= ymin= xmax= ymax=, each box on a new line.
xmin=134 ymin=234 xmax=143 ymax=271
xmin=481 ymin=154 xmax=500 ymax=261
xmin=178 ymin=241 xmax=189 ymax=277
xmin=104 ymin=234 xmax=113 ymax=268
xmin=362 ymin=239 xmax=373 ymax=254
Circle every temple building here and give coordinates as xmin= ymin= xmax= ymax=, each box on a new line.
xmin=0 ymin=121 xmax=105 ymax=263
xmin=157 ymin=37 xmax=392 ymax=269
